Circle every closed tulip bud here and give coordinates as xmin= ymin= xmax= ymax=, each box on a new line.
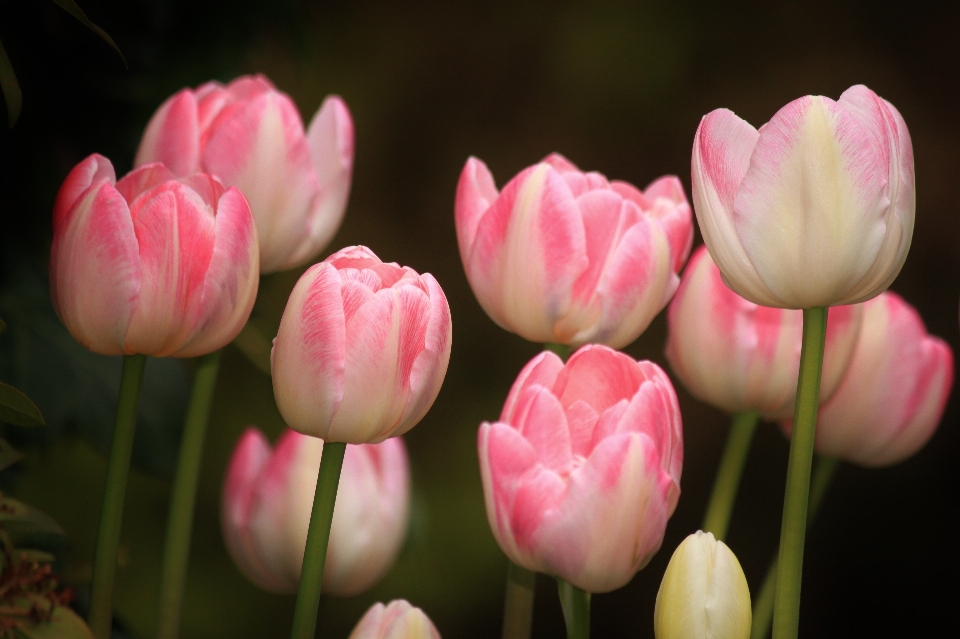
xmin=665 ymin=246 xmax=863 ymax=419
xmin=136 ymin=74 xmax=353 ymax=273
xmin=272 ymin=246 xmax=452 ymax=444
xmin=50 ymin=154 xmax=258 ymax=357
xmin=782 ymin=292 xmax=953 ymax=466
xmin=478 ymin=345 xmax=683 ymax=593
xmin=655 ymin=531 xmax=751 ymax=639
xmin=348 ymin=601 xmax=441 ymax=639
xmin=456 ymin=153 xmax=692 ymax=348
xmin=221 ymin=427 xmax=410 ymax=596
xmin=692 ymin=84 xmax=913 ymax=309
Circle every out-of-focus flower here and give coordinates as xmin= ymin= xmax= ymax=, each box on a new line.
xmin=136 ymin=74 xmax=353 ymax=273
xmin=665 ymin=246 xmax=863 ymax=419
xmin=221 ymin=427 xmax=410 ymax=596
xmin=782 ymin=292 xmax=953 ymax=466
xmin=478 ymin=345 xmax=683 ymax=593
xmin=456 ymin=153 xmax=692 ymax=348
xmin=50 ymin=154 xmax=258 ymax=357
xmin=272 ymin=246 xmax=451 ymax=444
xmin=348 ymin=600 xmax=441 ymax=639
xmin=654 ymin=531 xmax=751 ymax=639
xmin=692 ymin=84 xmax=913 ymax=309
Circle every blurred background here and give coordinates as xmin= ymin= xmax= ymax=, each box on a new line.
xmin=1 ymin=0 xmax=958 ymax=637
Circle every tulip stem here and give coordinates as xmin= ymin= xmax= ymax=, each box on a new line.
xmin=751 ymin=456 xmax=839 ymax=639
xmin=502 ymin=562 xmax=536 ymax=639
xmin=545 ymin=343 xmax=572 ymax=361
xmin=89 ymin=354 xmax=147 ymax=639
xmin=702 ymin=410 xmax=759 ymax=541
xmin=772 ymin=306 xmax=827 ymax=639
xmin=557 ymin=579 xmax=590 ymax=639
xmin=290 ymin=441 xmax=347 ymax=639
xmin=155 ymin=349 xmax=222 ymax=639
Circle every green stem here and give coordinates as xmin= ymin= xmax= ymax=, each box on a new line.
xmin=89 ymin=354 xmax=147 ymax=639
xmin=155 ymin=350 xmax=222 ymax=639
xmin=751 ymin=457 xmax=839 ymax=639
xmin=772 ymin=306 xmax=827 ymax=639
xmin=502 ymin=562 xmax=535 ymax=639
xmin=702 ymin=411 xmax=760 ymax=541
xmin=289 ymin=441 xmax=346 ymax=639
xmin=556 ymin=579 xmax=590 ymax=639
xmin=545 ymin=343 xmax=572 ymax=361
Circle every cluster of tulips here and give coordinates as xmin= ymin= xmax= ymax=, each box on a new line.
xmin=47 ymin=72 xmax=951 ymax=639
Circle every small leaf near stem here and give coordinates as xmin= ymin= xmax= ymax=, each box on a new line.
xmin=772 ymin=306 xmax=827 ymax=639
xmin=702 ymin=411 xmax=760 ymax=541
xmin=50 ymin=0 xmax=127 ymax=68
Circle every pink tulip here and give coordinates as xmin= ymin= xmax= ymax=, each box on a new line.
xmin=478 ymin=345 xmax=683 ymax=593
xmin=272 ymin=246 xmax=452 ymax=444
xmin=50 ymin=154 xmax=258 ymax=357
xmin=348 ymin=600 xmax=441 ymax=639
xmin=692 ymin=84 xmax=913 ymax=309
xmin=136 ymin=74 xmax=354 ymax=273
xmin=222 ymin=427 xmax=410 ymax=596
xmin=782 ymin=292 xmax=953 ymax=466
xmin=665 ymin=246 xmax=863 ymax=419
xmin=456 ymin=153 xmax=692 ymax=348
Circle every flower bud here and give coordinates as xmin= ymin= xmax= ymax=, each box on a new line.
xmin=221 ymin=428 xmax=410 ymax=596
xmin=692 ymin=84 xmax=913 ymax=308
xmin=654 ymin=531 xmax=751 ymax=639
xmin=456 ymin=153 xmax=692 ymax=347
xmin=478 ymin=344 xmax=683 ymax=593
xmin=348 ymin=600 xmax=441 ymax=639
xmin=272 ymin=246 xmax=452 ymax=444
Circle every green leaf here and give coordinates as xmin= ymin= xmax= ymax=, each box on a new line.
xmin=0 ymin=496 xmax=65 ymax=537
xmin=0 ymin=37 xmax=22 ymax=128
xmin=0 ymin=436 xmax=25 ymax=471
xmin=51 ymin=0 xmax=127 ymax=68
xmin=0 ymin=382 xmax=45 ymax=428
xmin=17 ymin=606 xmax=95 ymax=639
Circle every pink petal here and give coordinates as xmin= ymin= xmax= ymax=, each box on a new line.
xmin=134 ymin=89 xmax=201 ymax=176
xmin=644 ymin=175 xmax=693 ymax=273
xmin=115 ymin=163 xmax=178 ymax=205
xmin=565 ymin=400 xmax=599 ymax=459
xmin=515 ymin=386 xmax=573 ymax=472
xmin=52 ymin=153 xmax=116 ymax=230
xmin=455 ymin=157 xmax=499 ymax=262
xmin=272 ymin=263 xmax=346 ymax=438
xmin=554 ymin=345 xmax=645 ymax=413
xmin=542 ymin=153 xmax=580 ymax=174
xmin=500 ymin=351 xmax=564 ymax=423
xmin=50 ymin=173 xmax=140 ymax=355
xmin=171 ymin=187 xmax=259 ymax=357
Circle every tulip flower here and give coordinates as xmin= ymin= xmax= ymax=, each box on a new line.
xmin=478 ymin=344 xmax=683 ymax=593
xmin=692 ymin=84 xmax=913 ymax=309
xmin=272 ymin=246 xmax=452 ymax=444
xmin=136 ymin=74 xmax=354 ymax=273
xmin=348 ymin=600 xmax=441 ymax=639
xmin=782 ymin=292 xmax=953 ymax=466
xmin=665 ymin=246 xmax=863 ymax=419
xmin=456 ymin=153 xmax=692 ymax=348
xmin=50 ymin=154 xmax=259 ymax=357
xmin=654 ymin=531 xmax=751 ymax=639
xmin=222 ymin=427 xmax=410 ymax=596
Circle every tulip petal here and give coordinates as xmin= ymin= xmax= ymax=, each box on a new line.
xmin=692 ymin=109 xmax=779 ymax=306
xmin=515 ymin=385 xmax=572 ymax=472
xmin=500 ymin=350 xmax=564 ymax=423
xmin=51 ymin=168 xmax=140 ymax=355
xmin=733 ymin=95 xmax=889 ymax=307
xmin=134 ymin=89 xmax=200 ymax=176
xmin=52 ymin=153 xmax=116 ymax=229
xmin=643 ymin=175 xmax=693 ymax=273
xmin=273 ymin=264 xmax=346 ymax=438
xmin=115 ymin=163 xmax=179 ymax=204
xmin=173 ymin=187 xmax=259 ymax=357
xmin=554 ymin=345 xmax=645 ymax=413
xmin=455 ymin=156 xmax=499 ymax=261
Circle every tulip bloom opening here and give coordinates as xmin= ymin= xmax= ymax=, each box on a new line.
xmin=479 ymin=345 xmax=683 ymax=593
xmin=222 ymin=428 xmax=410 ymax=597
xmin=272 ymin=245 xmax=452 ymax=444
xmin=51 ymin=154 xmax=259 ymax=357
xmin=456 ymin=153 xmax=693 ymax=348
xmin=665 ymin=246 xmax=863 ymax=419
xmin=692 ymin=84 xmax=913 ymax=309
xmin=136 ymin=74 xmax=354 ymax=273
xmin=654 ymin=531 xmax=751 ymax=639
xmin=348 ymin=600 xmax=442 ymax=639
xmin=782 ymin=291 xmax=953 ymax=467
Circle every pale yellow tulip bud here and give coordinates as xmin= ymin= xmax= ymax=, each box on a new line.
xmin=654 ymin=531 xmax=751 ymax=639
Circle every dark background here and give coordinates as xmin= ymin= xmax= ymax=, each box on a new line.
xmin=1 ymin=0 xmax=958 ymax=637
